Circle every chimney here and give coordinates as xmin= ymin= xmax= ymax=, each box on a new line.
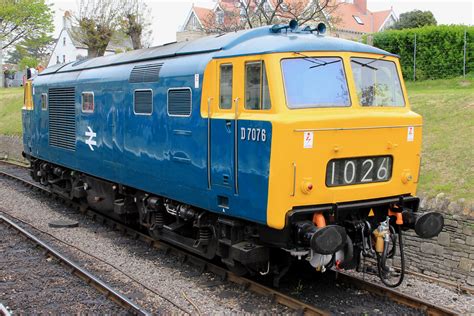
xmin=63 ymin=11 xmax=72 ymax=29
xmin=354 ymin=0 xmax=367 ymax=15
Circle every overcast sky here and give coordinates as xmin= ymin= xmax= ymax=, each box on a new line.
xmin=51 ymin=0 xmax=474 ymax=46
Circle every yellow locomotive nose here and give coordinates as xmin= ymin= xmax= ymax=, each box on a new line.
xmin=267 ymin=111 xmax=422 ymax=229
xmin=262 ymin=51 xmax=424 ymax=230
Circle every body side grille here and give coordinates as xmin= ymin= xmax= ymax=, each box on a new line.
xmin=168 ymin=88 xmax=192 ymax=116
xmin=48 ymin=87 xmax=76 ymax=151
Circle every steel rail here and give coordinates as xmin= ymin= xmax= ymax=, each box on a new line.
xmin=0 ymin=161 xmax=466 ymax=315
xmin=0 ymin=214 xmax=151 ymax=316
xmin=334 ymin=271 xmax=456 ymax=316
xmin=89 ymin=211 xmax=329 ymax=316
xmin=0 ymin=163 xmax=328 ymax=316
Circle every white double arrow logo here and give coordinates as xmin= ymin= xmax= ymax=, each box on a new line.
xmin=85 ymin=126 xmax=97 ymax=151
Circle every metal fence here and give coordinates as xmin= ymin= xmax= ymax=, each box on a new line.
xmin=411 ymin=29 xmax=470 ymax=81
xmin=368 ymin=27 xmax=473 ymax=81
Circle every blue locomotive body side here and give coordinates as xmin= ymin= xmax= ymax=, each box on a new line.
xmin=25 ymin=52 xmax=272 ymax=225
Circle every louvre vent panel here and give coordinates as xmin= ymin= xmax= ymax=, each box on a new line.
xmin=134 ymin=90 xmax=153 ymax=114
xmin=129 ymin=63 xmax=163 ymax=83
xmin=48 ymin=87 xmax=76 ymax=151
xmin=168 ymin=89 xmax=191 ymax=116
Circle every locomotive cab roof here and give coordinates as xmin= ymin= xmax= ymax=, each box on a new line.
xmin=41 ymin=24 xmax=394 ymax=76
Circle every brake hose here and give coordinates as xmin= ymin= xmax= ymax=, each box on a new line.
xmin=377 ymin=229 xmax=405 ymax=288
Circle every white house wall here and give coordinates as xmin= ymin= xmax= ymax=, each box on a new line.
xmin=47 ymin=29 xmax=86 ymax=67
xmin=47 ymin=30 xmax=117 ymax=68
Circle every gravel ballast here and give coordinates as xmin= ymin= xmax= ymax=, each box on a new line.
xmin=0 ymin=176 xmax=289 ymax=314
xmin=0 ymin=221 xmax=126 ymax=314
xmin=1 ymin=164 xmax=472 ymax=314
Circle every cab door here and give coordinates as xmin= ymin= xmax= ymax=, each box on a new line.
xmin=210 ymin=62 xmax=237 ymax=197
xmin=21 ymin=81 xmax=34 ymax=154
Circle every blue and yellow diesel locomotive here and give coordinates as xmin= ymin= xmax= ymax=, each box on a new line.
xmin=22 ymin=22 xmax=443 ymax=286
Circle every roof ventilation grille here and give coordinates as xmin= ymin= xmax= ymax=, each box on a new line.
xmin=129 ymin=63 xmax=163 ymax=83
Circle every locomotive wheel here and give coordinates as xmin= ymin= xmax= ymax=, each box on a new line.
xmin=225 ymin=261 xmax=248 ymax=276
xmin=148 ymin=227 xmax=161 ymax=240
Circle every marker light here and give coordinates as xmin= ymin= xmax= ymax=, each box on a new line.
xmin=301 ymin=181 xmax=314 ymax=194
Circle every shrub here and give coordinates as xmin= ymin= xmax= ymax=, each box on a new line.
xmin=371 ymin=25 xmax=474 ymax=80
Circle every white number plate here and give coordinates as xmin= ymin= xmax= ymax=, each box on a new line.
xmin=240 ymin=127 xmax=267 ymax=142
xmin=326 ymin=156 xmax=392 ymax=187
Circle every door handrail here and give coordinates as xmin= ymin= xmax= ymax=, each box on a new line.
xmin=234 ymin=97 xmax=240 ymax=195
xmin=207 ymin=97 xmax=213 ymax=189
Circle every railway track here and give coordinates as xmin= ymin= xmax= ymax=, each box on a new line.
xmin=0 ymin=160 xmax=458 ymax=315
xmin=0 ymin=214 xmax=150 ymax=315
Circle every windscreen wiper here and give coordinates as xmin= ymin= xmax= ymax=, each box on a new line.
xmin=309 ymin=60 xmax=341 ymax=69
xmin=292 ymin=52 xmax=341 ymax=69
xmin=351 ymin=59 xmax=378 ymax=71
xmin=351 ymin=55 xmax=388 ymax=71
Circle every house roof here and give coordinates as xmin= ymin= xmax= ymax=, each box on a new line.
xmin=192 ymin=6 xmax=213 ymax=28
xmin=331 ymin=3 xmax=392 ymax=33
xmin=41 ymin=24 xmax=394 ymax=75
xmin=372 ymin=9 xmax=393 ymax=32
xmin=182 ymin=0 xmax=394 ymax=35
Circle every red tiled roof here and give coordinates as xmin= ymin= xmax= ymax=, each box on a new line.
xmin=193 ymin=6 xmax=213 ymax=27
xmin=372 ymin=9 xmax=392 ymax=31
xmin=331 ymin=2 xmax=392 ymax=33
xmin=186 ymin=0 xmax=393 ymax=34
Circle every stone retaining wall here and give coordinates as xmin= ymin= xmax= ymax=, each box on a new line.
xmin=0 ymin=135 xmax=26 ymax=163
xmin=403 ymin=193 xmax=474 ymax=287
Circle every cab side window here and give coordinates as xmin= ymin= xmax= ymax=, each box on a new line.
xmin=219 ymin=64 xmax=232 ymax=109
xmin=245 ymin=61 xmax=271 ymax=110
xmin=82 ymin=92 xmax=94 ymax=113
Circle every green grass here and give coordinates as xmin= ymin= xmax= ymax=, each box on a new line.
xmin=406 ymin=75 xmax=474 ymax=202
xmin=0 ymin=87 xmax=23 ymax=136
xmin=0 ymin=76 xmax=472 ymax=201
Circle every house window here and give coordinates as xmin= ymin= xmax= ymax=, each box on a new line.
xmin=216 ymin=10 xmax=224 ymax=24
xmin=353 ymin=15 xmax=364 ymax=25
xmin=56 ymin=56 xmax=60 ymax=64
xmin=219 ymin=64 xmax=233 ymax=109
xmin=63 ymin=37 xmax=66 ymax=46
xmin=41 ymin=93 xmax=48 ymax=110
xmin=63 ymin=55 xmax=66 ymax=63
xmin=82 ymin=92 xmax=94 ymax=113
xmin=263 ymin=1 xmax=271 ymax=12
xmin=191 ymin=15 xmax=199 ymax=30
xmin=245 ymin=61 xmax=271 ymax=110
xmin=240 ymin=8 xmax=246 ymax=22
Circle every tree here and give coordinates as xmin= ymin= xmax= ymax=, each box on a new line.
xmin=73 ymin=0 xmax=150 ymax=57
xmin=19 ymin=56 xmax=39 ymax=69
xmin=0 ymin=0 xmax=54 ymax=50
xmin=390 ymin=10 xmax=437 ymax=30
xmin=120 ymin=0 xmax=152 ymax=50
xmin=7 ymin=33 xmax=54 ymax=66
xmin=200 ymin=0 xmax=339 ymax=33
xmin=72 ymin=0 xmax=122 ymax=57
